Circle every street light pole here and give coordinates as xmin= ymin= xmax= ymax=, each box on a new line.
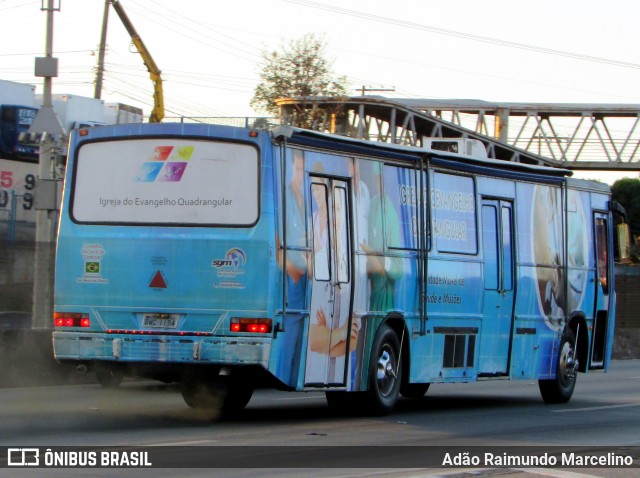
xmin=94 ymin=0 xmax=110 ymax=99
xmin=30 ymin=0 xmax=65 ymax=329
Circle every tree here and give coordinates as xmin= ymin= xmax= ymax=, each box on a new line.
xmin=251 ymin=34 xmax=349 ymax=128
xmin=611 ymin=177 xmax=640 ymax=261
xmin=611 ymin=177 xmax=640 ymax=237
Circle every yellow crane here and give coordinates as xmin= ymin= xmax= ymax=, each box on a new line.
xmin=110 ymin=0 xmax=164 ymax=123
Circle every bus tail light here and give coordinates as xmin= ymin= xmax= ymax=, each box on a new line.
xmin=54 ymin=313 xmax=90 ymax=328
xmin=230 ymin=318 xmax=272 ymax=334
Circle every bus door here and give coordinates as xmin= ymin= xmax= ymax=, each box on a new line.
xmin=304 ymin=176 xmax=353 ymax=386
xmin=590 ymin=212 xmax=610 ymax=368
xmin=479 ymin=199 xmax=515 ymax=375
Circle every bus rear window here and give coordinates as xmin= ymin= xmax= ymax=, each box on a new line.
xmin=71 ymin=138 xmax=259 ymax=226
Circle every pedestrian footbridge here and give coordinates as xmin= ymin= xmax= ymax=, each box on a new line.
xmin=276 ymin=96 xmax=640 ymax=171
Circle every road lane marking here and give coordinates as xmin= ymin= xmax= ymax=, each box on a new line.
xmin=147 ymin=440 xmax=219 ymax=446
xmin=514 ymin=468 xmax=604 ymax=478
xmin=420 ymin=470 xmax=604 ymax=478
xmin=272 ymin=395 xmax=326 ymax=401
xmin=551 ymin=402 xmax=640 ymax=413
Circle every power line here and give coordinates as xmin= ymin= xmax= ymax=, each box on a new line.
xmin=0 ymin=49 xmax=94 ymax=57
xmin=330 ymin=45 xmax=640 ymax=103
xmin=0 ymin=0 xmax=38 ymax=12
xmin=286 ymin=0 xmax=640 ymax=71
xmin=121 ymin=2 xmax=262 ymax=64
xmin=133 ymin=0 xmax=264 ymax=57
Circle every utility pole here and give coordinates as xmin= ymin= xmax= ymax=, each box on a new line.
xmin=29 ymin=0 xmax=65 ymax=329
xmin=94 ymin=0 xmax=110 ymax=99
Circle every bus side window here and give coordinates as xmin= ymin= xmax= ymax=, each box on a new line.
xmin=311 ymin=183 xmax=330 ymax=281
xmin=2 ymin=107 xmax=15 ymax=122
xmin=482 ymin=205 xmax=499 ymax=290
xmin=595 ymin=218 xmax=609 ymax=295
xmin=334 ymin=187 xmax=349 ymax=284
xmin=501 ymin=205 xmax=513 ymax=291
xmin=285 ymin=149 xmax=308 ymax=248
xmin=432 ymin=172 xmax=477 ymax=255
xmin=382 ymin=164 xmax=420 ymax=250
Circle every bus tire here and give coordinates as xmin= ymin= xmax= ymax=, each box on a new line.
xmin=223 ymin=381 xmax=254 ymax=412
xmin=539 ymin=328 xmax=578 ymax=404
xmin=181 ymin=380 xmax=221 ymax=409
xmin=181 ymin=378 xmax=253 ymax=412
xmin=95 ymin=368 xmax=124 ymax=388
xmin=366 ymin=324 xmax=402 ymax=415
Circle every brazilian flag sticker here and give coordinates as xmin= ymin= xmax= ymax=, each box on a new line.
xmin=85 ymin=262 xmax=101 ymax=274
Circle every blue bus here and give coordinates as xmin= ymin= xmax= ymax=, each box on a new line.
xmin=0 ymin=105 xmax=38 ymax=161
xmin=53 ymin=123 xmax=620 ymax=414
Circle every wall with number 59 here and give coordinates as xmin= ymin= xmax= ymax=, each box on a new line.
xmin=0 ymin=159 xmax=37 ymax=223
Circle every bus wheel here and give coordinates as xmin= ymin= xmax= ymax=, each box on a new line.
xmin=181 ymin=380 xmax=220 ymax=409
xmin=366 ymin=324 xmax=402 ymax=415
xmin=181 ymin=378 xmax=253 ymax=412
xmin=539 ymin=328 xmax=578 ymax=404
xmin=95 ymin=368 xmax=124 ymax=388
xmin=223 ymin=381 xmax=254 ymax=412
xmin=400 ymin=383 xmax=430 ymax=399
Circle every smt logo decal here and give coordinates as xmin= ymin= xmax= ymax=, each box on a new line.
xmin=211 ymin=248 xmax=246 ymax=270
xmin=212 ymin=248 xmax=246 ymax=289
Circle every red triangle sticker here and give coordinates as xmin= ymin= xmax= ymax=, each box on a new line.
xmin=149 ymin=270 xmax=167 ymax=288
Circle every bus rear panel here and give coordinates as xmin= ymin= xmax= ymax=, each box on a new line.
xmin=53 ymin=125 xmax=284 ymax=393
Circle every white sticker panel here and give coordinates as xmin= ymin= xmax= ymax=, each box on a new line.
xmin=72 ymin=139 xmax=259 ymax=225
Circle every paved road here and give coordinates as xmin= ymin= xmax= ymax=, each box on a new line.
xmin=0 ymin=360 xmax=638 ymax=477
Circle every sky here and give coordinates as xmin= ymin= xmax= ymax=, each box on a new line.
xmin=1 ymin=0 xmax=639 ymax=182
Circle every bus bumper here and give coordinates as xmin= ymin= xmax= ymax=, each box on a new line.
xmin=52 ymin=331 xmax=271 ymax=367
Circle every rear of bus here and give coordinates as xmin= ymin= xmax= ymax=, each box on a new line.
xmin=53 ymin=123 xmax=279 ymax=407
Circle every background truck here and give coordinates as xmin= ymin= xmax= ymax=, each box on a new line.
xmin=34 ymin=95 xmax=144 ymax=133
xmin=39 ymin=94 xmax=108 ymax=134
xmin=1 ymin=85 xmax=137 ymax=162
xmin=0 ymin=80 xmax=39 ymax=161
xmin=104 ymin=102 xmax=144 ymax=125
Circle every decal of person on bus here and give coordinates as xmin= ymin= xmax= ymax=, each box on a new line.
xmin=532 ymin=185 xmax=565 ymax=328
xmin=276 ymin=149 xmax=309 ymax=385
xmin=364 ymin=162 xmax=403 ymax=312
xmin=532 ymin=185 xmax=589 ymax=330
xmin=306 ymin=176 xmax=359 ymax=384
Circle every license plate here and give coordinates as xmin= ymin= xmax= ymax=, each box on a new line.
xmin=142 ymin=314 xmax=178 ymax=328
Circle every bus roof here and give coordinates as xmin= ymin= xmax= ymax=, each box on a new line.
xmin=272 ymin=125 xmax=573 ymax=180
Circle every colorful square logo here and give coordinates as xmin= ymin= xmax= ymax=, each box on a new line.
xmin=135 ymin=162 xmax=164 ymax=182
xmin=175 ymin=146 xmax=194 ymax=160
xmin=153 ymin=146 xmax=174 ymax=161
xmin=157 ymin=162 xmax=188 ymax=182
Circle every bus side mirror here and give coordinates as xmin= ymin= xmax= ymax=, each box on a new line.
xmin=610 ymin=200 xmax=631 ymax=263
xmin=617 ymin=223 xmax=631 ymax=261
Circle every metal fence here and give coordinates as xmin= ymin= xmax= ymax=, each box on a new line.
xmin=163 ymin=116 xmax=279 ymax=129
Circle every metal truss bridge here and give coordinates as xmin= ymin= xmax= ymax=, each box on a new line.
xmin=275 ymin=96 xmax=640 ymax=171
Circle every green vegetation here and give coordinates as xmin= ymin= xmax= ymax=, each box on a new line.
xmin=251 ymin=33 xmax=349 ymax=126
xmin=611 ymin=177 xmax=640 ymax=261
